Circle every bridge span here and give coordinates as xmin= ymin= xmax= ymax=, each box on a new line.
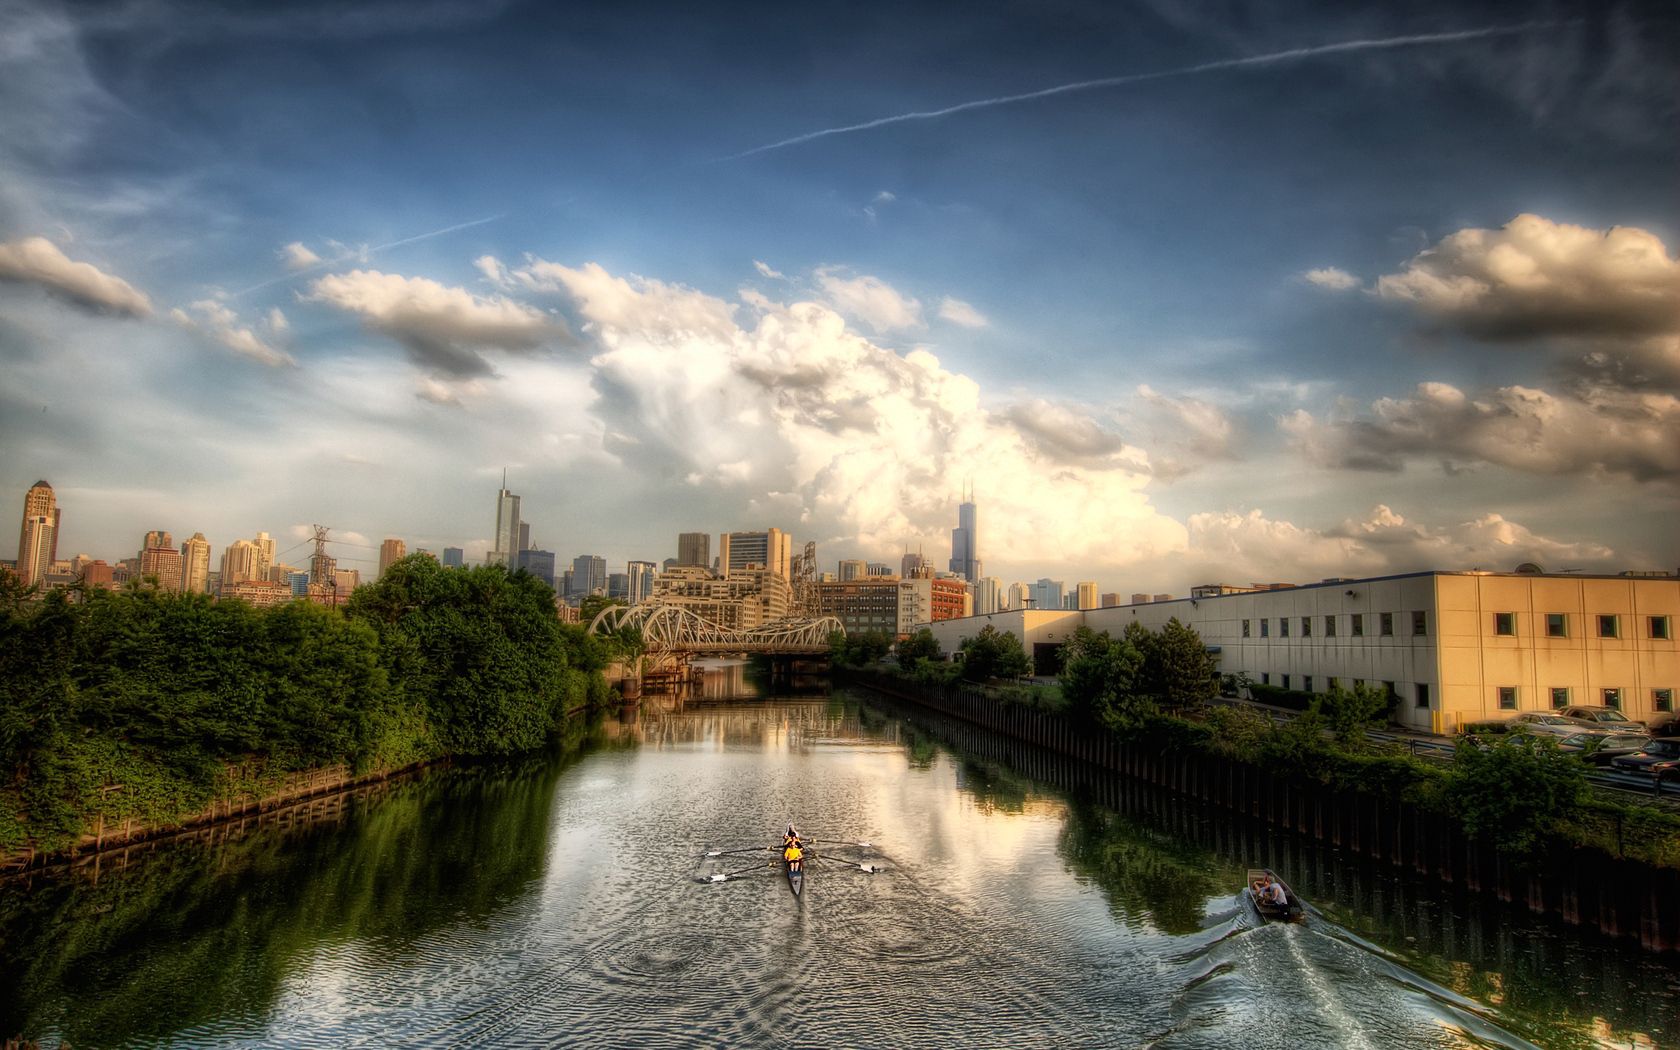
xmin=587 ymin=604 xmax=843 ymax=672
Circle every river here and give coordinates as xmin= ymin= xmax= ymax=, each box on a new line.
xmin=3 ymin=674 xmax=1676 ymax=1048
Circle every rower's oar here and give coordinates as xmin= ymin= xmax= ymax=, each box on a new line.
xmin=702 ymin=846 xmax=776 ymax=858
xmin=809 ymin=852 xmax=882 ymax=874
xmin=699 ymin=859 xmax=778 ymax=884
xmin=806 ymin=838 xmax=875 ymax=848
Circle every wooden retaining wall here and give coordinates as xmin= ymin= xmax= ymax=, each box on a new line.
xmin=845 ymin=669 xmax=1680 ymax=954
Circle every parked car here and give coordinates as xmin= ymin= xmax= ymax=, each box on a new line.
xmin=1557 ymin=732 xmax=1651 ymax=765
xmin=1561 ymin=705 xmax=1645 ymax=730
xmin=1646 ymin=712 xmax=1680 ymax=737
xmin=1609 ymin=739 xmax=1680 ymax=779
xmin=1508 ymin=712 xmax=1595 ymax=737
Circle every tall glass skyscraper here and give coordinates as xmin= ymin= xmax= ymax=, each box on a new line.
xmin=948 ymin=489 xmax=981 ymax=583
xmin=490 ymin=471 xmax=521 ymax=567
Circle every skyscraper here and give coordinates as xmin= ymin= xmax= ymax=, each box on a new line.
xmin=901 ymin=550 xmax=926 ymax=578
xmin=220 ymin=539 xmax=262 ymax=594
xmin=180 ymin=533 xmax=212 ymax=594
xmin=253 ymin=531 xmax=275 ymax=578
xmin=948 ymin=488 xmax=980 ymax=583
xmin=719 ymin=528 xmax=791 ymax=578
xmin=516 ymin=548 xmax=556 ymax=588
xmin=379 ymin=538 xmax=407 ymax=577
xmin=140 ymin=538 xmax=184 ymax=592
xmin=14 ymin=480 xmax=59 ymax=588
xmin=142 ymin=529 xmax=174 ymax=553
xmin=677 ymin=532 xmax=710 ymax=567
xmin=627 ymin=560 xmax=657 ymax=604
xmin=568 ymin=554 xmax=606 ymax=599
xmin=489 ymin=471 xmax=521 ymax=567
xmin=837 ymin=559 xmax=868 ymax=582
xmin=1076 ymin=581 xmax=1098 ymax=610
xmin=1031 ymin=578 xmax=1064 ymax=611
xmin=517 ymin=522 xmax=531 ymax=552
xmin=442 ymin=546 xmax=464 ymax=568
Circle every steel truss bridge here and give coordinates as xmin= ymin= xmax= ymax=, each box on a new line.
xmin=587 ymin=604 xmax=844 ymax=670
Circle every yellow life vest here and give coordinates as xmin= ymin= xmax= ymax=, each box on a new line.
xmin=785 ymin=845 xmax=803 ymax=862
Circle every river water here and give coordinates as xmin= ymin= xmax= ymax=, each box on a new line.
xmin=3 ymin=677 xmax=1677 ymax=1048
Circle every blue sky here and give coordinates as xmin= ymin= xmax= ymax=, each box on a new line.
xmin=1 ymin=0 xmax=1676 ymax=589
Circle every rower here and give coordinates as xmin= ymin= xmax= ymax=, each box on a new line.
xmin=783 ymin=841 xmax=804 ymax=873
xmin=783 ymin=824 xmax=802 ymax=849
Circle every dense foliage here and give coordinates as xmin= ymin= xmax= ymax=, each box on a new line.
xmin=957 ymin=624 xmax=1031 ymax=682
xmin=0 ymin=557 xmax=611 ymax=855
xmin=828 ymin=629 xmax=893 ymax=668
xmin=1445 ymin=733 xmax=1588 ymax=857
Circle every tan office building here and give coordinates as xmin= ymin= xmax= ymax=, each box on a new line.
xmin=919 ymin=570 xmax=1680 ymax=734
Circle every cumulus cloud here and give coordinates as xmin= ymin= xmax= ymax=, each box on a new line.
xmin=280 ymin=241 xmax=323 ymax=271
xmin=814 ymin=267 xmax=923 ymax=333
xmin=0 ymin=236 xmax=152 ymax=317
xmin=1188 ymin=504 xmax=1619 ymax=583
xmin=752 ymin=260 xmax=785 ymax=280
xmin=1137 ymin=384 xmax=1236 ymax=478
xmin=303 ymin=269 xmax=563 ymax=377
xmin=1303 ymin=266 xmax=1359 ymax=291
xmin=1375 ymin=214 xmax=1680 ymax=341
xmin=937 ymin=296 xmax=989 ymax=328
xmin=266 ymin=306 xmax=288 ymax=333
xmin=1282 ymin=380 xmax=1680 ymax=483
xmin=531 ymin=261 xmax=1184 ymax=568
xmin=170 ymin=300 xmax=297 ymax=367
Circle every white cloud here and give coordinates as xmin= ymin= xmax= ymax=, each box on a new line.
xmin=280 ymin=241 xmax=323 ymax=271
xmin=813 ymin=267 xmax=923 ymax=333
xmin=1137 ymin=384 xmax=1236 ymax=477
xmin=170 ymin=299 xmax=297 ymax=367
xmin=1187 ymin=504 xmax=1619 ymax=583
xmin=752 ymin=259 xmax=785 ymax=280
xmin=873 ymin=190 xmax=897 ymax=204
xmin=266 ymin=306 xmax=288 ymax=333
xmin=474 ymin=254 xmax=507 ymax=285
xmin=937 ymin=296 xmax=989 ymax=328
xmin=1303 ymin=266 xmax=1359 ymax=291
xmin=302 ymin=268 xmax=563 ymax=377
xmin=0 ymin=236 xmax=152 ymax=317
xmin=535 ymin=262 xmax=1185 ymax=569
xmin=1282 ymin=380 xmax=1680 ymax=483
xmin=1375 ymin=214 xmax=1680 ymax=341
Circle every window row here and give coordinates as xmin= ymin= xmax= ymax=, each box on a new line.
xmin=1493 ymin=686 xmax=1674 ymax=712
xmin=1493 ymin=612 xmax=1672 ymax=640
xmin=1257 ymin=673 xmax=1431 ymax=709
xmin=1241 ymin=611 xmax=1427 ymax=640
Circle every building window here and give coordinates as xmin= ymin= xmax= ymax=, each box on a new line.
xmin=1351 ymin=613 xmax=1364 ymax=637
xmin=1324 ymin=615 xmax=1336 ymax=637
xmin=1383 ymin=681 xmax=1396 ymax=701
xmin=1598 ymin=614 xmax=1619 ymax=638
xmin=1281 ymin=674 xmax=1291 ymax=689
xmin=1550 ymin=687 xmax=1569 ymax=709
xmin=1260 ymin=619 xmax=1270 ymax=638
xmin=1415 ymin=682 xmax=1431 ymax=709
xmin=1651 ymin=616 xmax=1672 ymax=640
xmin=1280 ymin=618 xmax=1289 ymax=638
xmin=1545 ymin=613 xmax=1567 ymax=638
xmin=1242 ymin=618 xmax=1250 ymax=638
xmin=1301 ymin=617 xmax=1312 ymax=637
xmin=1654 ymin=688 xmax=1673 ymax=713
xmin=1497 ymin=686 xmax=1517 ymax=710
xmin=1380 ymin=612 xmax=1394 ymax=636
xmin=1412 ymin=611 xmax=1427 ymax=636
xmin=1494 ymin=612 xmax=1515 ymax=636
xmin=1260 ymin=672 xmax=1270 ymax=685
xmin=1603 ymin=687 xmax=1622 ymax=709
xmin=1304 ymin=675 xmax=1314 ymax=692
xmin=1327 ymin=676 xmax=1339 ymax=691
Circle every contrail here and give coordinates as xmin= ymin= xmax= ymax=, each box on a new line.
xmin=234 ymin=213 xmax=506 ymax=296
xmin=714 ymin=22 xmax=1566 ymax=162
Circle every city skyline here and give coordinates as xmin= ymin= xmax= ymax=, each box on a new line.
xmin=1 ymin=1 xmax=1676 ymax=592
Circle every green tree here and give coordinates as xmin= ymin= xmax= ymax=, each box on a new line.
xmin=1324 ymin=681 xmax=1391 ymax=749
xmin=829 ymin=629 xmax=892 ymax=667
xmin=958 ymin=625 xmax=1031 ymax=682
xmin=1137 ymin=618 xmax=1217 ymax=713
xmin=1058 ymin=626 xmax=1148 ymax=728
xmin=896 ymin=628 xmax=943 ymax=666
xmin=1446 ymin=733 xmax=1587 ymax=858
xmin=578 ymin=594 xmax=626 ymax=628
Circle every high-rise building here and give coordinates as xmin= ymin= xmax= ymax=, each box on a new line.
xmin=443 ymin=546 xmax=465 ymax=568
xmin=489 ymin=471 xmax=521 ymax=567
xmin=677 ymin=532 xmax=710 ymax=567
xmin=652 ymin=565 xmax=791 ymax=629
xmin=1008 ymin=581 xmax=1031 ymax=610
xmin=1076 ymin=582 xmax=1098 ymax=610
xmin=1101 ymin=592 xmax=1121 ymax=608
xmin=180 ymin=533 xmax=212 ymax=594
xmin=379 ymin=538 xmax=407 ymax=578
xmin=220 ymin=539 xmax=263 ymax=594
xmin=253 ymin=531 xmax=275 ymax=578
xmin=948 ymin=489 xmax=981 ymax=583
xmin=140 ymin=541 xmax=184 ymax=592
xmin=1131 ymin=593 xmax=1152 ymax=605
xmin=973 ymin=576 xmax=1005 ymax=614
xmin=837 ymin=559 xmax=868 ymax=582
xmin=1031 ymin=578 xmax=1065 ymax=611
xmin=14 ymin=480 xmax=60 ymax=588
xmin=627 ymin=560 xmax=658 ymax=604
xmin=516 ymin=548 xmax=556 ymax=588
xmin=719 ymin=528 xmax=792 ymax=578
xmin=902 ymin=551 xmax=927 ymax=578
xmin=607 ymin=573 xmax=630 ymax=600
xmin=867 ymin=563 xmax=893 ymax=577
xmin=568 ymin=554 xmax=606 ymax=599
xmin=81 ymin=560 xmax=115 ymax=590
xmin=143 ymin=529 xmax=174 ymax=553
xmin=518 ymin=522 xmax=531 ymax=552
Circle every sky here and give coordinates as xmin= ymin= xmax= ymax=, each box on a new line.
xmin=0 ymin=0 xmax=1676 ymax=590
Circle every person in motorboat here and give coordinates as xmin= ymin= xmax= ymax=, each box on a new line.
xmin=1253 ymin=873 xmax=1287 ymax=908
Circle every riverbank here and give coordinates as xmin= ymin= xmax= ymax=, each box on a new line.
xmin=842 ymin=667 xmax=1680 ymax=953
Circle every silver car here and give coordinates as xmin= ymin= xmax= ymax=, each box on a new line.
xmin=1560 ymin=705 xmax=1645 ymax=730
xmin=1509 ymin=712 xmax=1594 ymax=737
